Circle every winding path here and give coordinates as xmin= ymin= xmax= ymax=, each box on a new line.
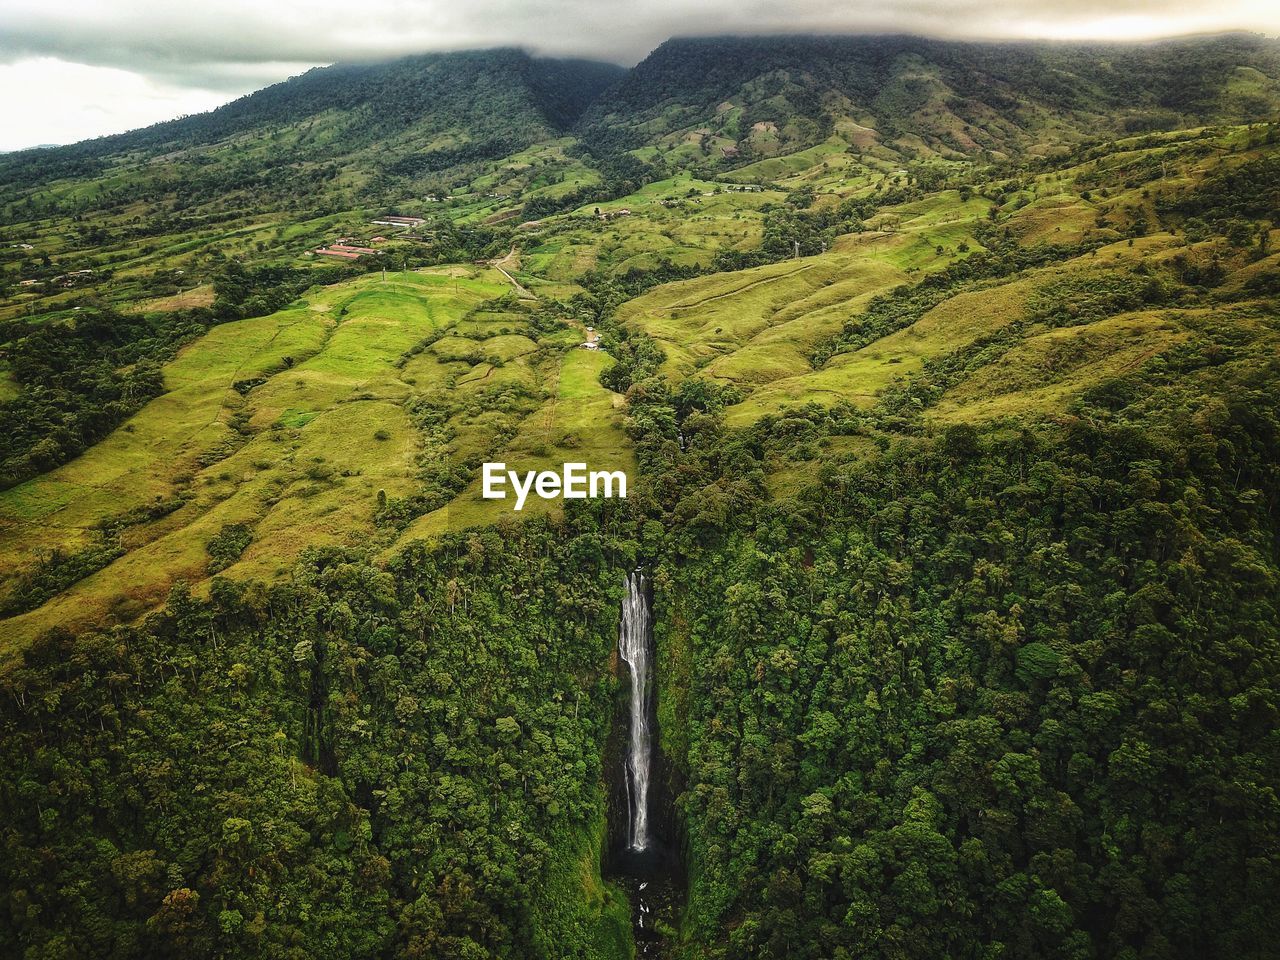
xmin=492 ymin=246 xmax=537 ymax=300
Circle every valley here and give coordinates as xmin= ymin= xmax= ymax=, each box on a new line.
xmin=1 ymin=32 xmax=1278 ymax=960
xmin=4 ymin=118 xmax=1273 ymax=642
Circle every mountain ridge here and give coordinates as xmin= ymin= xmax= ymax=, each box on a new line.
xmin=5 ymin=32 xmax=1279 ymax=177
xmin=0 ymin=49 xmax=627 ymax=189
xmin=581 ymin=32 xmax=1280 ymax=161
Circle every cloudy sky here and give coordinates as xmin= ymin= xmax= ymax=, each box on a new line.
xmin=1 ymin=0 xmax=1277 ymax=152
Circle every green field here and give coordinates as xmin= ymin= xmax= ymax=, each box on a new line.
xmin=5 ymin=119 xmax=1279 ymax=643
xmin=0 ymin=267 xmax=636 ymax=643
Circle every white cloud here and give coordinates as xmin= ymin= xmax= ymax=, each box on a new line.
xmin=1 ymin=0 xmax=1277 ymax=150
xmin=0 ymin=57 xmax=265 ymax=152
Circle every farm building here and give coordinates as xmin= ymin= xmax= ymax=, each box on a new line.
xmin=371 ymin=215 xmax=426 ymax=229
xmin=314 ymin=241 xmax=378 ymax=260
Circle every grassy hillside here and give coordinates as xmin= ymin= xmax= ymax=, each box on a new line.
xmin=3 ymin=50 xmax=1277 ymax=677
xmin=0 ymin=268 xmax=632 ymax=643
xmin=0 ymin=50 xmax=627 ymax=343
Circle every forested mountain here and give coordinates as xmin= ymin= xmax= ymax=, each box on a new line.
xmin=0 ymin=49 xmax=625 ymax=192
xmin=6 ymin=33 xmax=1279 ymax=203
xmin=1 ymin=30 xmax=1279 ymax=960
xmin=584 ymin=33 xmax=1280 ymax=159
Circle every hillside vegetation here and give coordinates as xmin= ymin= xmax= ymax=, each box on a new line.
xmin=583 ymin=34 xmax=1280 ymax=160
xmin=1 ymin=32 xmax=1279 ymax=960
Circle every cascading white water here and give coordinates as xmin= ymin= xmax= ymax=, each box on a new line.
xmin=619 ymin=570 xmax=653 ymax=852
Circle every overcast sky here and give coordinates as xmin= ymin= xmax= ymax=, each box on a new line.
xmin=1 ymin=0 xmax=1277 ymax=152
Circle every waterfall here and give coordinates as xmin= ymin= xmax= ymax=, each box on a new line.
xmin=612 ymin=570 xmax=680 ymax=959
xmin=619 ymin=570 xmax=653 ymax=853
